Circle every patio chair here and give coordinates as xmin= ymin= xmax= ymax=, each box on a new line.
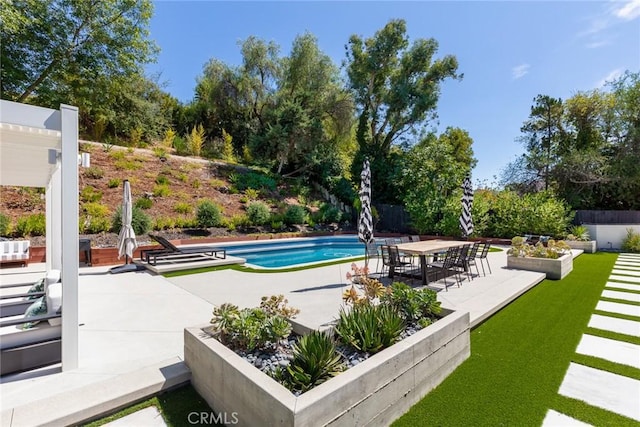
xmin=427 ymin=246 xmax=462 ymax=291
xmin=365 ymin=242 xmax=381 ymax=275
xmin=387 ymin=245 xmax=414 ymax=282
xmin=142 ymin=234 xmax=226 ymax=265
xmin=475 ymin=241 xmax=492 ymax=276
xmin=410 ymin=235 xmax=421 ymax=242
xmin=463 ymin=242 xmax=482 ymax=279
xmin=453 ymin=244 xmax=474 ymax=282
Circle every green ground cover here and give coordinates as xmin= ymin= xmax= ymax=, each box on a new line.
xmin=393 ymin=252 xmax=639 ymax=427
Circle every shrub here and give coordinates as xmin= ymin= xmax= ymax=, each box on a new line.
xmin=134 ymin=197 xmax=153 ymax=210
xmin=84 ymin=166 xmax=104 ymax=179
xmin=335 ymin=303 xmax=405 ymax=354
xmin=566 ymin=225 xmax=590 ymax=241
xmin=246 ymin=202 xmax=271 ymax=226
xmin=81 ymin=215 xmax=111 ymax=234
xmin=621 ymin=228 xmax=640 ymax=253
xmin=225 ymin=214 xmax=249 ymax=231
xmin=109 ymin=150 xmax=125 ymax=161
xmin=107 ymin=178 xmax=121 ymax=188
xmin=155 ymin=174 xmax=170 ymax=185
xmin=114 ymin=159 xmax=142 ymax=170
xmin=317 ymin=203 xmax=343 ymax=224
xmin=275 ymin=331 xmax=344 ymax=393
xmin=380 ymin=282 xmax=441 ymax=325
xmin=173 ymin=136 xmax=190 ymax=156
xmin=196 ymin=200 xmax=223 ymax=227
xmin=111 ymin=205 xmax=151 ymax=235
xmin=82 ymin=202 xmax=110 ymax=218
xmin=0 ymin=213 xmax=9 ymax=236
xmin=191 ymin=179 xmax=201 ymax=189
xmin=187 ymin=124 xmax=205 ymax=156
xmin=80 ymin=186 xmax=103 ymax=203
xmin=174 ymin=202 xmax=192 ymax=214
xmin=153 ymin=184 xmax=171 ymax=197
xmin=230 ymin=171 xmax=277 ymax=192
xmin=507 ymin=237 xmax=571 ymax=259
xmin=153 ymin=216 xmax=176 ymax=230
xmin=14 ymin=213 xmax=46 ymax=237
xmin=284 ymin=205 xmax=307 ymax=225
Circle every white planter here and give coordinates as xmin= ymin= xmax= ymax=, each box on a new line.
xmin=507 ymin=253 xmax=573 ymax=280
xmin=566 ymin=240 xmax=596 ymax=253
xmin=185 ymin=309 xmax=470 ymax=427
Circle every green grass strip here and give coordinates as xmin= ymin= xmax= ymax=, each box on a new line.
xmin=571 ymin=355 xmax=640 ymax=380
xmin=599 ymin=297 xmax=640 ymax=306
xmin=163 ymin=256 xmax=366 ymax=277
xmin=393 ymin=252 xmax=618 ymax=427
xmin=585 ymin=327 xmax=640 ymax=345
xmin=83 ymin=385 xmax=217 ymax=426
xmin=551 ymin=394 xmax=640 ymax=427
xmin=594 ymin=310 xmax=640 ymax=322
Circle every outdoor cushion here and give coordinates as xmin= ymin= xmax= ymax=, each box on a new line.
xmin=21 ymin=296 xmax=47 ymax=329
xmin=46 ymin=282 xmax=62 ymax=326
xmin=26 ymin=278 xmax=45 ymax=299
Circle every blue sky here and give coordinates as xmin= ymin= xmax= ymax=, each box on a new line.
xmin=147 ymin=1 xmax=640 ymax=187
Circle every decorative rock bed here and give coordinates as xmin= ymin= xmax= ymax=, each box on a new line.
xmin=185 ymin=308 xmax=470 ymax=426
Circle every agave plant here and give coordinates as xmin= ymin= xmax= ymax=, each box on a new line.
xmin=335 ymin=303 xmax=405 ymax=354
xmin=284 ymin=331 xmax=344 ymax=393
xmin=567 ymin=225 xmax=590 ymax=241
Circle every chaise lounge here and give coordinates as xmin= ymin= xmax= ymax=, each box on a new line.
xmin=141 ymin=234 xmax=226 ymax=266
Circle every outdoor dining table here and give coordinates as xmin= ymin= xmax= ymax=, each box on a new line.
xmin=395 ymin=240 xmax=470 ymax=286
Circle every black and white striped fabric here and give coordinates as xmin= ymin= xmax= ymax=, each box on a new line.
xmin=358 ymin=159 xmax=374 ymax=244
xmin=459 ymin=175 xmax=474 ymax=238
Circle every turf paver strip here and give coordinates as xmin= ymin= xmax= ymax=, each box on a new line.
xmin=542 ymin=409 xmax=592 ymax=426
xmin=596 ymin=301 xmax=640 ymax=317
xmin=588 ymin=314 xmax=640 ymax=337
xmin=576 ymin=334 xmax=640 ymax=369
xmin=602 ymin=289 xmax=640 ymax=303
xmin=609 ymin=275 xmax=640 ymax=284
xmin=558 ymin=363 xmax=640 ymax=422
xmin=615 ymin=262 xmax=640 ymax=269
xmin=605 ymin=282 xmax=640 ymax=291
xmin=612 ymin=269 xmax=640 ymax=277
xmin=103 ymin=406 xmax=166 ymax=426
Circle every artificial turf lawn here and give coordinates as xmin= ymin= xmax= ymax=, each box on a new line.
xmin=392 ymin=252 xmax=638 ymax=427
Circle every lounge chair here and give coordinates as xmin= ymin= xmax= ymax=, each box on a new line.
xmin=141 ymin=234 xmax=226 ymax=265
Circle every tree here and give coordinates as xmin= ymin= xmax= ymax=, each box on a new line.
xmin=1 ymin=0 xmax=158 ymax=103
xmin=519 ymin=95 xmax=565 ymax=191
xmin=345 ymin=19 xmax=461 ymax=202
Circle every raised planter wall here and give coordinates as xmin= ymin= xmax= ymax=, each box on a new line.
xmin=185 ymin=309 xmax=470 ymax=427
xmin=566 ymin=240 xmax=596 ymax=253
xmin=507 ymin=253 xmax=573 ymax=280
xmin=584 ymin=224 xmax=640 ymax=251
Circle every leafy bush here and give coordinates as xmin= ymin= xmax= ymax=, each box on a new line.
xmin=82 ymin=202 xmax=110 ymax=218
xmin=316 ymin=203 xmax=343 ymax=224
xmin=114 ymin=159 xmax=142 ymax=170
xmin=380 ymin=282 xmax=441 ymax=325
xmin=155 ymin=174 xmax=170 ymax=185
xmin=107 ymin=178 xmax=121 ymax=188
xmin=284 ymin=205 xmax=307 ymax=225
xmin=187 ymin=124 xmax=205 ymax=156
xmin=230 ymin=171 xmax=277 ymax=192
xmin=174 ymin=202 xmax=192 ymax=215
xmin=191 ymin=179 xmax=201 ymax=189
xmin=196 ymin=200 xmax=223 ymax=227
xmin=246 ymin=202 xmax=271 ymax=226
xmin=134 ymin=197 xmax=153 ymax=210
xmin=335 ymin=303 xmax=405 ymax=354
xmin=275 ymin=331 xmax=344 ymax=393
xmin=111 ymin=205 xmax=151 ymax=235
xmin=225 ymin=214 xmax=250 ymax=231
xmin=80 ymin=186 xmax=103 ymax=203
xmin=621 ymin=228 xmax=640 ymax=253
xmin=0 ymin=213 xmax=9 ymax=236
xmin=84 ymin=166 xmax=104 ymax=179
xmin=109 ymin=150 xmax=125 ymax=161
xmin=173 ymin=136 xmax=190 ymax=156
xmin=14 ymin=213 xmax=46 ymax=237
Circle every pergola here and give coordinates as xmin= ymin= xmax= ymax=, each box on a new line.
xmin=0 ymin=99 xmax=79 ymax=371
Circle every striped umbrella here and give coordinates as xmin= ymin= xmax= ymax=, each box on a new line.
xmin=358 ymin=159 xmax=374 ymax=248
xmin=459 ymin=174 xmax=474 ymax=238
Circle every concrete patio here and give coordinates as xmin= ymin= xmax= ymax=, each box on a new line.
xmin=1 ymin=247 xmax=546 ymax=425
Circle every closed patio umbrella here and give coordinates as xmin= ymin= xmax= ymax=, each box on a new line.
xmin=358 ymin=159 xmax=374 ymax=266
xmin=110 ymin=180 xmax=142 ymax=273
xmin=459 ymin=174 xmax=474 ymax=238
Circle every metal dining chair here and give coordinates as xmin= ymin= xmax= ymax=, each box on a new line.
xmin=427 ymin=246 xmax=462 ymax=291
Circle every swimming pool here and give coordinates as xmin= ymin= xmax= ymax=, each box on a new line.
xmin=218 ymin=236 xmax=366 ymax=268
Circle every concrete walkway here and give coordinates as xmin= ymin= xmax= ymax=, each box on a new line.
xmin=1 ymin=248 xmax=545 ymax=425
xmin=545 ymin=253 xmax=640 ymax=425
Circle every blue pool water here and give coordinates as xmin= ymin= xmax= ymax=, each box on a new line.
xmin=218 ymin=236 xmax=365 ymax=268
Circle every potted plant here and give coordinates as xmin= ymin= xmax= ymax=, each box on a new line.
xmin=564 ymin=225 xmax=596 ymax=253
xmin=507 ymin=236 xmax=574 ymax=279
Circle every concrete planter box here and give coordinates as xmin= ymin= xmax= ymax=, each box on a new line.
xmin=185 ymin=309 xmax=470 ymax=427
xmin=566 ymin=240 xmax=596 ymax=253
xmin=507 ymin=253 xmax=573 ymax=280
